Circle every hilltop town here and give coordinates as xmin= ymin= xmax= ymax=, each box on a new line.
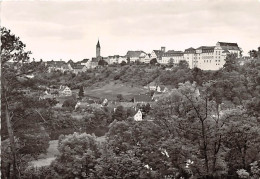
xmin=45 ymin=40 xmax=245 ymax=73
xmin=2 ymin=26 xmax=260 ymax=179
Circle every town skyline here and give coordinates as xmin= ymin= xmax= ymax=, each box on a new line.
xmin=1 ymin=0 xmax=260 ymax=61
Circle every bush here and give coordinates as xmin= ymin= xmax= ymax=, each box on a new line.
xmin=62 ymin=98 xmax=77 ymax=109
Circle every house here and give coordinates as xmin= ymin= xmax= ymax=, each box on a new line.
xmin=141 ymin=53 xmax=151 ymax=64
xmin=91 ymin=58 xmax=99 ymax=68
xmin=80 ymin=59 xmax=91 ymax=69
xmin=150 ymin=47 xmax=165 ymax=61
xmin=148 ymin=81 xmax=158 ymax=91
xmin=102 ymin=98 xmax=108 ymax=106
xmin=134 ymin=109 xmax=143 ymax=121
xmin=118 ymin=56 xmax=127 ymax=64
xmin=59 ymin=85 xmax=72 ymax=96
xmin=45 ymin=60 xmax=72 ymax=73
xmin=160 ymin=50 xmax=184 ymax=65
xmin=126 ymin=51 xmax=146 ymax=63
xmin=133 ymin=94 xmax=153 ymax=104
xmin=156 ymin=85 xmax=168 ymax=93
xmin=72 ymin=65 xmax=87 ymax=74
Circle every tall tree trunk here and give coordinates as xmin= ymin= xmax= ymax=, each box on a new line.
xmin=3 ymin=80 xmax=18 ymax=179
xmin=201 ymin=120 xmax=209 ymax=174
xmin=5 ymin=104 xmax=18 ymax=179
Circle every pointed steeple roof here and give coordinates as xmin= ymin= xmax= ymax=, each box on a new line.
xmin=96 ymin=39 xmax=100 ymax=48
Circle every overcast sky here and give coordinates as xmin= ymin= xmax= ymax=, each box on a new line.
xmin=1 ymin=0 xmax=260 ymax=61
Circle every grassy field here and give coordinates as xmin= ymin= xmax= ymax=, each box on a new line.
xmin=84 ymin=82 xmax=148 ymax=101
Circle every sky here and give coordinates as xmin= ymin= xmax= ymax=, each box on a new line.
xmin=1 ymin=0 xmax=260 ymax=62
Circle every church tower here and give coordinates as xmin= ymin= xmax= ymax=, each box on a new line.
xmin=96 ymin=39 xmax=101 ymax=58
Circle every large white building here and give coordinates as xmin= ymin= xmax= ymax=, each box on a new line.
xmin=157 ymin=42 xmax=242 ymax=70
xmin=160 ymin=50 xmax=184 ymax=65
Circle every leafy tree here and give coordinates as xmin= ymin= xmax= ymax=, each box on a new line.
xmin=98 ymin=59 xmax=108 ymax=66
xmin=120 ymin=61 xmax=127 ymax=66
xmin=78 ymin=86 xmax=84 ymax=97
xmin=248 ymin=49 xmax=258 ymax=58
xmin=150 ymin=58 xmax=157 ymax=65
xmin=169 ymin=58 xmax=174 ymax=67
xmin=112 ymin=106 xmax=127 ymax=121
xmin=178 ymin=60 xmax=189 ymax=69
xmin=62 ymin=98 xmax=77 ymax=109
xmin=51 ymin=133 xmax=101 ymax=178
xmin=223 ymin=53 xmax=239 ymax=72
xmin=116 ymin=94 xmax=123 ymax=101
xmin=1 ymin=27 xmax=47 ymax=178
xmin=96 ymin=144 xmax=148 ymax=179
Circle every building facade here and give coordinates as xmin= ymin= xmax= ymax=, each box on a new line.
xmin=157 ymin=42 xmax=241 ymax=70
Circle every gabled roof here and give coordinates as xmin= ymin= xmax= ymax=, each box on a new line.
xmin=126 ymin=51 xmax=146 ymax=58
xmin=149 ymin=81 xmax=158 ymax=86
xmin=59 ymin=85 xmax=70 ymax=91
xmin=196 ymin=46 xmax=215 ymax=53
xmin=166 ymin=50 xmax=175 ymax=53
xmin=152 ymin=50 xmax=163 ymax=57
xmin=196 ymin=46 xmax=215 ymax=50
xmin=184 ymin=47 xmax=196 ymax=53
xmin=163 ymin=50 xmax=184 ymax=56
xmin=221 ymin=46 xmax=240 ymax=51
xmin=146 ymin=53 xmax=151 ymax=58
xmin=218 ymin=42 xmax=238 ymax=47
xmin=81 ymin=59 xmax=89 ymax=63
xmin=46 ymin=60 xmax=66 ymax=66
xmin=222 ymin=50 xmax=230 ymax=53
xmin=217 ymin=42 xmax=240 ymax=51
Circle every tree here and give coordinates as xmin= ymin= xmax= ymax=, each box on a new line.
xmin=169 ymin=58 xmax=174 ymax=67
xmin=248 ymin=50 xmax=258 ymax=58
xmin=178 ymin=60 xmax=189 ymax=69
xmin=62 ymin=98 xmax=77 ymax=109
xmin=116 ymin=94 xmax=123 ymax=101
xmin=51 ymin=133 xmax=101 ymax=178
xmin=112 ymin=106 xmax=127 ymax=121
xmin=120 ymin=61 xmax=127 ymax=66
xmin=78 ymin=86 xmax=84 ymax=97
xmin=150 ymin=58 xmax=157 ymax=65
xmin=223 ymin=53 xmax=239 ymax=72
xmin=1 ymin=27 xmax=47 ymax=178
xmin=98 ymin=59 xmax=108 ymax=66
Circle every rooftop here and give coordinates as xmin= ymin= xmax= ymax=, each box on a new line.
xmin=126 ymin=51 xmax=146 ymax=58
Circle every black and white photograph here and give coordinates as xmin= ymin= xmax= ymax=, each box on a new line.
xmin=1 ymin=0 xmax=260 ymax=178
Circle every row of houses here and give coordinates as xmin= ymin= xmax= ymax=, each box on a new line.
xmin=39 ymin=85 xmax=72 ymax=99
xmin=45 ymin=40 xmax=242 ymax=72
xmin=96 ymin=41 xmax=242 ymax=70
xmin=126 ymin=42 xmax=242 ymax=71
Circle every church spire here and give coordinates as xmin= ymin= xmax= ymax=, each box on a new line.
xmin=96 ymin=39 xmax=101 ymax=57
xmin=96 ymin=39 xmax=100 ymax=48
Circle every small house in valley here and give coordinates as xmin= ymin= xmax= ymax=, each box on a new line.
xmin=134 ymin=109 xmax=143 ymax=121
xmin=59 ymin=85 xmax=72 ymax=96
